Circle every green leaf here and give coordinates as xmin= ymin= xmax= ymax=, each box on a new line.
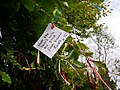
xmin=36 ymin=0 xmax=55 ymax=12
xmin=9 ymin=20 xmax=24 ymax=31
xmin=62 ymin=2 xmax=69 ymax=7
xmin=93 ymin=61 xmax=107 ymax=75
xmin=7 ymin=49 xmax=14 ymax=56
xmin=65 ymin=42 xmax=73 ymax=52
xmin=78 ymin=42 xmax=89 ymax=50
xmin=31 ymin=62 xmax=35 ymax=68
xmin=98 ymin=67 xmax=107 ymax=75
xmin=31 ymin=51 xmax=37 ymax=56
xmin=21 ymin=0 xmax=35 ymax=11
xmin=73 ymin=61 xmax=82 ymax=68
xmin=84 ymin=52 xmax=93 ymax=57
xmin=0 ymin=71 xmax=11 ymax=84
xmin=89 ymin=0 xmax=104 ymax=5
xmin=17 ymin=64 xmax=24 ymax=70
xmin=59 ymin=17 xmax=68 ymax=25
xmin=60 ymin=25 xmax=72 ymax=32
xmin=67 ymin=50 xmax=79 ymax=61
xmin=67 ymin=50 xmax=74 ymax=58
xmin=93 ymin=61 xmax=106 ymax=68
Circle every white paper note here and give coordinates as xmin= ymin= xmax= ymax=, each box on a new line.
xmin=33 ymin=23 xmax=69 ymax=58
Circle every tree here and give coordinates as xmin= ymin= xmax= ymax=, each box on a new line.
xmin=0 ymin=0 xmax=115 ymax=90
xmin=90 ymin=26 xmax=116 ymax=63
xmin=87 ymin=25 xmax=119 ymax=89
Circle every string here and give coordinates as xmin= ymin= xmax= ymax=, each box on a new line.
xmin=55 ymin=9 xmax=59 ymax=21
xmin=51 ymin=8 xmax=61 ymax=29
xmin=0 ymin=28 xmax=2 ymax=38
xmin=92 ymin=3 xmax=102 ymax=11
xmin=37 ymin=51 xmax=40 ymax=64
xmin=58 ymin=60 xmax=70 ymax=85
xmin=69 ymin=34 xmax=112 ymax=90
xmin=87 ymin=58 xmax=112 ymax=90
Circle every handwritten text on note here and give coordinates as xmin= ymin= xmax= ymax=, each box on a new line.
xmin=33 ymin=23 xmax=69 ymax=58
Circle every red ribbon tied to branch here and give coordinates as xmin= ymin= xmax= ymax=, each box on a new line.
xmin=87 ymin=58 xmax=112 ymax=90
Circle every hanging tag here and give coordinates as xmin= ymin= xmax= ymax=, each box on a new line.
xmin=33 ymin=23 xmax=69 ymax=58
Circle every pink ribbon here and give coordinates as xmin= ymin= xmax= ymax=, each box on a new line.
xmin=61 ymin=69 xmax=70 ymax=85
xmin=87 ymin=58 xmax=112 ymax=90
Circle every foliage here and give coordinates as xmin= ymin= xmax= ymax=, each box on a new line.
xmin=84 ymin=22 xmax=120 ymax=90
xmin=95 ymin=61 xmax=116 ymax=90
xmin=0 ymin=71 xmax=11 ymax=84
xmin=0 ymin=0 xmax=116 ymax=90
xmin=89 ymin=25 xmax=119 ymax=84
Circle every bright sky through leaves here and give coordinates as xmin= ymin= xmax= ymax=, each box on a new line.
xmin=99 ymin=0 xmax=120 ymax=89
xmin=99 ymin=0 xmax=120 ymax=45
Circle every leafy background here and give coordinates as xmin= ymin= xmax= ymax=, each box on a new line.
xmin=0 ymin=0 xmax=116 ymax=90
